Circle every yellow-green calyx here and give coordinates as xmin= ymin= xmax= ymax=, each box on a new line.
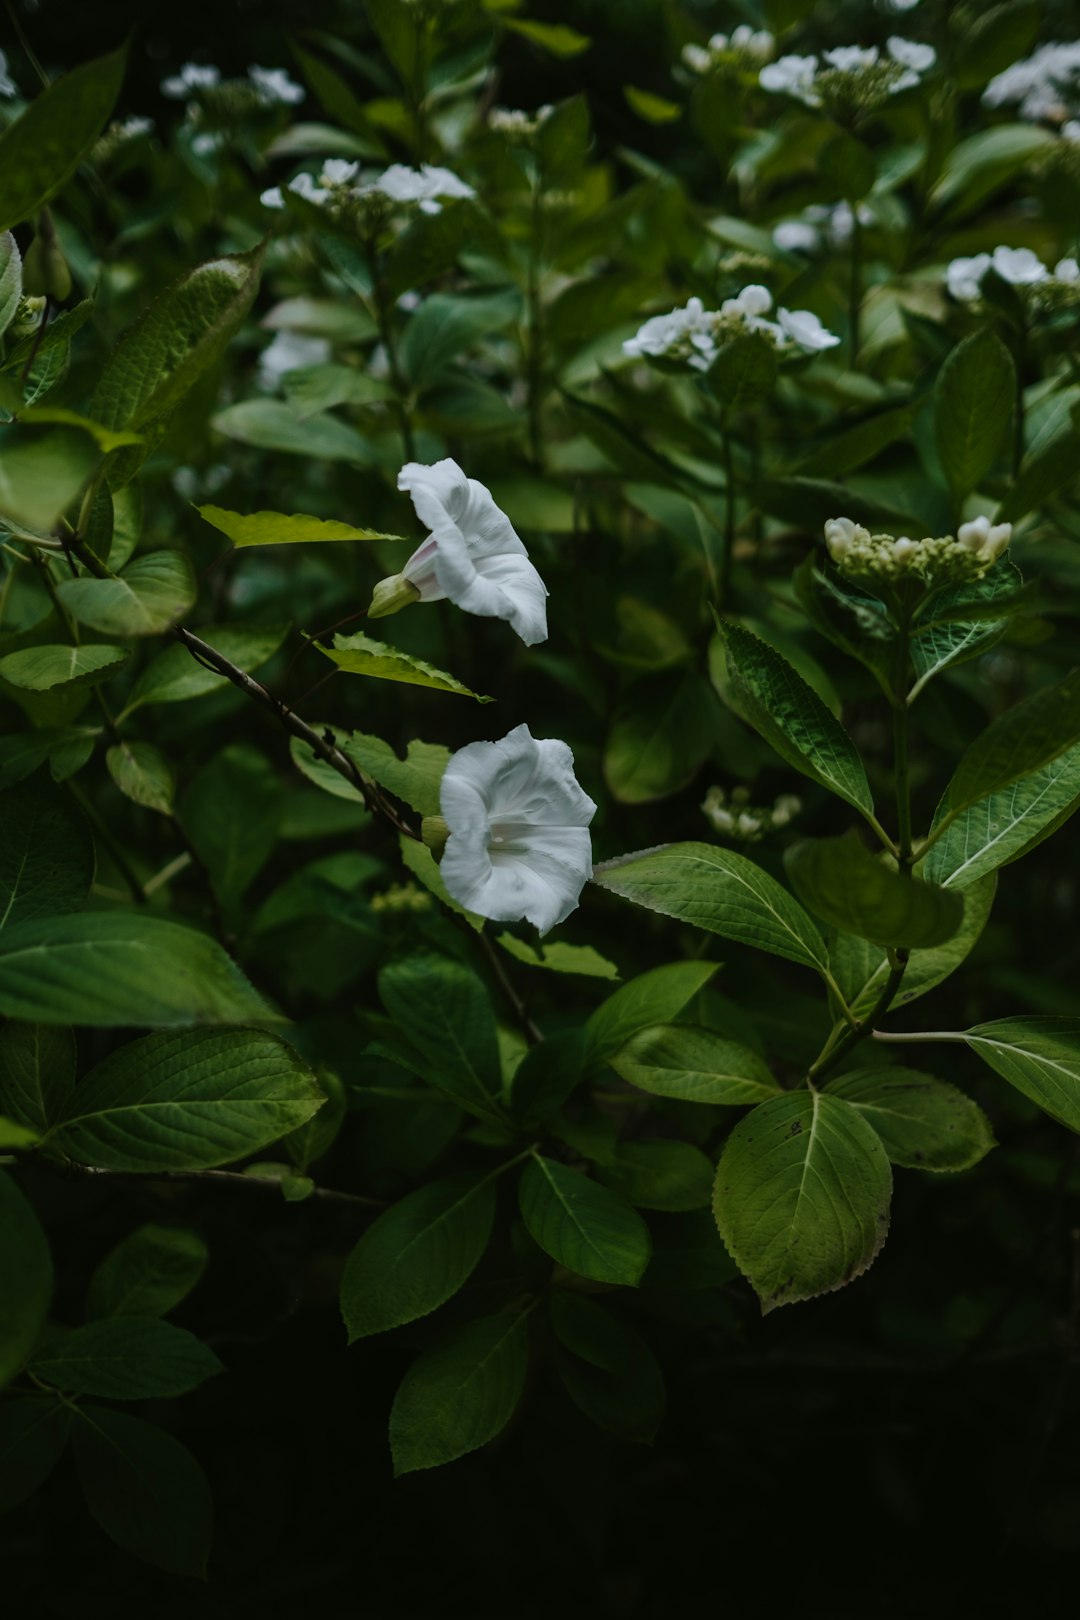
xmin=421 ymin=815 xmax=449 ymax=858
xmin=368 ymin=572 xmax=421 ymax=618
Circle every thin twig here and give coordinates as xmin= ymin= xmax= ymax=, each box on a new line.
xmin=55 ymin=1160 xmax=384 ymax=1208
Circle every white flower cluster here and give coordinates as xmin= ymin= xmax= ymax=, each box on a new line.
xmin=984 ymin=43 xmax=1080 ymax=124
xmin=760 ymin=38 xmax=935 ymax=109
xmin=682 ymin=26 xmax=775 ymax=75
xmin=824 ymin=515 xmax=1012 ymax=584
xmin=773 ymin=202 xmax=874 ymax=254
xmin=702 ymin=785 xmax=801 ymax=843
xmin=261 ymin=161 xmax=474 ymax=216
xmin=0 ymin=49 xmax=18 ymax=99
xmin=489 ymin=105 xmax=554 ymax=137
xmin=623 ymin=287 xmax=840 ymax=371
xmin=947 ymin=246 xmax=1080 ymax=306
xmin=162 ymin=62 xmax=303 ymax=105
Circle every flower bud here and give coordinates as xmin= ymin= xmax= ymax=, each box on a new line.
xmin=824 ymin=516 xmax=857 ymax=559
xmin=891 ymin=537 xmax=917 ymax=563
xmin=986 ymin=521 xmax=1012 ymax=559
xmin=368 ymin=572 xmax=421 ymax=618
xmin=956 ymin=516 xmax=990 ymax=553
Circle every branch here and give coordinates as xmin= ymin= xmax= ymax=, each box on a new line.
xmin=47 ymin=1159 xmax=385 ymax=1208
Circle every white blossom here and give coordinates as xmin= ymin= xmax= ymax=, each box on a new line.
xmin=366 ymin=163 xmax=475 ymax=214
xmin=261 ymin=171 xmax=331 ymax=209
xmin=984 ymin=42 xmax=1080 ymax=123
xmin=886 ymin=37 xmax=935 ymax=72
xmin=162 ymin=63 xmax=221 ymax=98
xmin=825 ymin=515 xmax=1012 ymax=582
xmin=777 ymin=307 xmax=841 ymax=351
xmin=682 ymin=44 xmax=714 ymax=74
xmin=1056 ymin=257 xmax=1080 ymax=283
xmin=321 ymin=159 xmax=359 ymax=186
xmin=772 ymin=220 xmax=821 ymax=253
xmin=991 ymin=245 xmax=1048 ymax=285
xmin=438 ymin=724 xmax=596 ymax=934
xmin=824 ymin=45 xmax=879 ymax=73
xmin=946 ymin=253 xmax=992 ymax=301
xmin=117 ymin=115 xmax=154 ymax=140
xmin=759 ymin=54 xmax=820 ymax=105
xmin=623 ymin=296 xmax=719 ymax=370
xmin=0 ymin=50 xmax=19 ymax=98
xmin=191 ymin=131 xmax=223 ymax=157
xmin=257 ymin=331 xmax=331 ymax=388
xmin=371 ymin=459 xmax=548 ymax=647
xmin=248 ymin=65 xmax=305 ymax=106
xmin=1063 ymin=120 xmax=1080 ymax=143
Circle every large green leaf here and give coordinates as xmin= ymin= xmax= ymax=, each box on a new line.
xmin=378 ymin=954 xmax=502 ymax=1117
xmin=72 ymin=1406 xmax=213 ymax=1577
xmin=963 ymin=1017 xmax=1080 ymax=1133
xmin=0 ymin=48 xmax=127 ymax=232
xmin=195 ymin=504 xmax=399 ymax=547
xmin=827 ymin=1068 xmax=994 ymax=1172
xmin=584 ymin=960 xmax=716 ymax=1069
xmin=211 ymin=400 xmax=371 ymax=463
xmin=0 ymin=423 xmax=100 ymax=533
xmin=519 ymin=1155 xmax=651 ymax=1285
xmin=0 ymin=642 xmax=130 ymax=692
xmin=57 ymin=552 xmax=196 ymax=637
xmin=923 ymin=743 xmax=1080 ymax=888
xmin=785 ymin=834 xmax=963 ymax=949
xmin=593 ymin=842 xmax=830 ymax=975
xmin=716 ymin=621 xmax=873 ymax=815
xmin=87 ymin=1225 xmax=208 ymax=1320
xmin=389 ymin=1312 xmax=529 ymax=1476
xmin=712 ymin=1090 xmax=892 ymax=1312
xmin=603 ymin=675 xmax=717 ymax=803
xmin=610 ymin=1025 xmax=781 ymax=1105
xmin=930 ymin=123 xmax=1056 ymax=213
xmin=907 ymin=565 xmax=1021 ymax=700
xmin=338 ymin=731 xmax=450 ymax=816
xmin=0 ymin=1398 xmax=71 ymax=1513
xmin=0 ymin=1172 xmax=53 ymax=1388
xmin=181 ymin=745 xmax=282 ymax=904
xmin=312 ymin=631 xmax=492 ymax=702
xmin=400 ymin=290 xmax=520 ymax=388
xmin=0 ymin=1021 xmax=75 ymax=1133
xmin=549 ymin=1291 xmax=665 ymax=1444
xmin=935 ymin=330 xmax=1015 ymax=498
xmin=0 ymin=231 xmax=21 ymax=339
xmin=0 ymin=913 xmax=279 ymax=1027
xmin=106 ymin=741 xmax=175 ymax=815
xmin=51 ymin=1027 xmax=322 ymax=1170
xmin=91 ymin=244 xmax=266 ymax=434
xmin=0 ymin=775 xmax=94 ymax=929
xmin=341 ymin=1173 xmax=496 ymax=1341
xmin=941 ymin=670 xmax=1080 ymax=822
xmin=120 ymin=622 xmax=287 ymax=716
xmin=30 ymin=1317 xmax=221 ymax=1399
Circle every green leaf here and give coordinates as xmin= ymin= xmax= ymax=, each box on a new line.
xmin=716 ymin=621 xmax=873 ymax=815
xmin=599 ymin=1140 xmax=714 ymax=1212
xmin=57 ymin=551 xmax=196 ymax=637
xmin=924 ymin=742 xmax=1080 ymax=888
xmin=16 ymin=408 xmax=142 ymax=455
xmin=593 ymin=842 xmax=830 ymax=975
xmin=0 ymin=47 xmax=127 ymax=232
xmin=0 ymin=423 xmax=100 ymax=533
xmin=389 ymin=1312 xmax=529 ymax=1476
xmin=289 ymin=736 xmax=368 ymax=804
xmin=312 ymin=631 xmax=493 ymax=702
xmin=106 ymin=741 xmax=175 ymax=815
xmin=504 ymin=17 xmax=591 ymax=56
xmin=907 ymin=565 xmax=1020 ymax=699
xmin=509 ymin=1030 xmax=586 ymax=1126
xmin=0 ymin=775 xmax=94 ymax=930
xmin=623 ymin=84 xmax=681 ymax=124
xmin=930 ymin=123 xmax=1056 ymax=213
xmin=610 ymin=1025 xmax=780 ymax=1105
xmin=87 ymin=1225 xmax=208 ymax=1320
xmin=378 ymin=954 xmax=502 ymax=1117
xmin=398 ymin=835 xmax=482 ymax=928
xmin=0 ymin=232 xmax=22 ymax=340
xmin=31 ymin=1317 xmax=221 ymax=1399
xmin=400 ymin=290 xmax=520 ymax=389
xmin=0 ymin=1021 xmax=75 ymax=1132
xmin=712 ymin=1091 xmax=892 ymax=1312
xmin=708 ymin=333 xmax=778 ymax=410
xmin=0 ymin=912 xmax=279 ymax=1027
xmin=964 ymin=1018 xmax=1080 ymax=1133
xmin=996 ymin=422 xmax=1080 ymax=523
xmin=0 ymin=1114 xmax=40 ymax=1147
xmin=52 ymin=1027 xmax=322 ymax=1170
xmin=0 ymin=642 xmax=130 ymax=692
xmin=519 ymin=1155 xmax=651 ymax=1285
xmin=0 ymin=1171 xmax=52 ymax=1388
xmin=282 ymin=361 xmax=393 ymax=416
xmin=794 ymin=556 xmax=898 ymax=700
xmin=603 ymin=674 xmax=717 ymax=803
xmin=785 ymin=834 xmax=963 ymax=949
xmin=73 ymin=1406 xmax=213 ymax=1577
xmin=91 ymin=244 xmax=266 ymax=435
xmin=120 ymin=622 xmax=286 ymax=716
xmin=283 ymin=1066 xmax=347 ymax=1172
xmin=584 ymin=961 xmax=716 ymax=1069
xmin=341 ymin=1173 xmax=496 ymax=1341
xmin=496 ymin=934 xmax=619 ymax=981
xmin=827 ymin=1068 xmax=995 ymax=1172
xmin=181 ymin=745 xmax=282 ymax=903
xmin=333 ymin=730 xmax=449 ymax=816
xmin=195 ymin=504 xmax=399 ymax=547
xmin=0 ymin=727 xmax=98 ymax=791
xmin=942 ymin=669 xmax=1080 ymax=821
xmin=0 ymin=1398 xmax=71 ymax=1513
xmin=935 ymin=330 xmax=1015 ymax=498
xmin=549 ymin=1291 xmax=665 ymax=1443
xmin=211 ymin=399 xmax=372 ymax=463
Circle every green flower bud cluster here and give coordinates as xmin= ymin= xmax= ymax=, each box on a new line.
xmin=824 ymin=515 xmax=1012 ymax=585
xmin=370 ymin=882 xmax=432 ymax=915
xmin=702 ymin=785 xmax=802 ymax=842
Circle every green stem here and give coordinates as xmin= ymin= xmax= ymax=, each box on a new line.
xmin=892 ymin=616 xmax=914 ymax=867
xmin=526 ymin=178 xmax=544 ymax=470
xmin=367 ymin=243 xmax=415 ymax=460
xmin=808 ymin=949 xmax=910 ymax=1085
xmin=871 ymin=1028 xmax=966 ymax=1045
xmin=849 ymin=211 xmax=862 ymax=366
xmin=720 ymin=423 xmax=736 ymax=607
xmin=1013 ymin=325 xmax=1026 ymax=477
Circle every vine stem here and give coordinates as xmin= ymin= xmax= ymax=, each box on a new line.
xmin=20 ymin=1157 xmax=384 ymax=1208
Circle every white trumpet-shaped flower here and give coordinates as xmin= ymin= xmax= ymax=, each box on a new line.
xmin=438 ymin=725 xmax=596 ymax=934
xmin=370 ymin=460 xmax=548 ymax=646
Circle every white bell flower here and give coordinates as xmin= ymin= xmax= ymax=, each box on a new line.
xmin=370 ymin=460 xmax=548 ymax=646
xmin=777 ymin=307 xmax=841 ymax=351
xmin=437 ymin=724 xmax=596 ymax=935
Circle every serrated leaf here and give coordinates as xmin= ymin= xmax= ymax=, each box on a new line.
xmin=31 ymin=1317 xmax=221 ymax=1399
xmin=57 ymin=551 xmax=196 ymax=637
xmin=942 ymin=669 xmax=1080 ymax=821
xmin=73 ymin=1406 xmax=213 ymax=1578
xmin=519 ymin=1155 xmax=651 ymax=1285
xmin=0 ymin=913 xmax=280 ymax=1027
xmin=610 ymin=1025 xmax=780 ymax=1104
xmin=106 ymin=741 xmax=175 ymax=815
xmin=0 ymin=47 xmax=127 ymax=232
xmin=785 ymin=834 xmax=963 ymax=949
xmin=593 ymin=842 xmax=829 ymax=975
xmin=0 ymin=775 xmax=94 ymax=930
xmin=341 ymin=1173 xmax=496 ymax=1340
xmin=378 ymin=953 xmax=501 ymax=1116
xmin=827 ymin=1068 xmax=994 ymax=1172
xmin=935 ymin=330 xmax=1015 ymax=497
xmin=924 ymin=742 xmax=1080 ymax=888
xmin=964 ymin=1017 xmax=1080 ymax=1133
xmin=331 ymin=730 xmax=449 ymax=816
xmin=313 ymin=631 xmax=492 ymax=701
xmin=389 ymin=1312 xmax=528 ymax=1475
xmin=195 ymin=504 xmax=399 ymax=546
xmin=0 ymin=1171 xmax=52 ymax=1388
xmin=399 ymin=290 xmax=520 ymax=389
xmin=712 ymin=1091 xmax=892 ymax=1312
xmin=717 ymin=621 xmax=873 ymax=814
xmin=0 ymin=642 xmax=130 ymax=692
xmin=87 ymin=1225 xmax=208 ymax=1320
